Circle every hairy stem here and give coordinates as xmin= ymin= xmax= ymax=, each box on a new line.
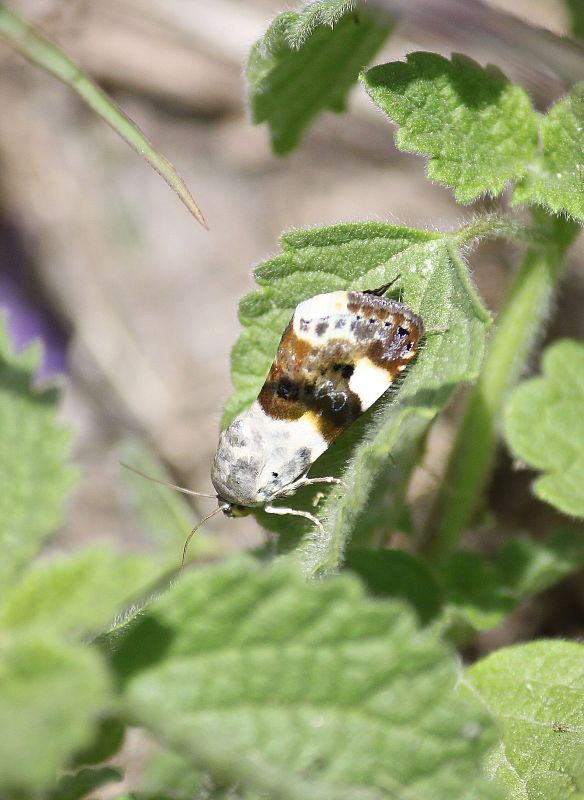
xmin=452 ymin=214 xmax=536 ymax=247
xmin=422 ymin=212 xmax=579 ymax=561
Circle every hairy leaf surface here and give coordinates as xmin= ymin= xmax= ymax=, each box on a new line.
xmin=117 ymin=558 xmax=499 ymax=800
xmin=464 ymin=640 xmax=584 ymax=799
xmin=362 ymin=53 xmax=538 ymax=203
xmin=248 ymin=1 xmax=391 ymax=154
xmin=513 ymin=85 xmax=584 ymax=221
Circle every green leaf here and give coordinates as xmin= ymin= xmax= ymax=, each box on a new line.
xmin=0 ymin=315 xmax=76 ymax=590
xmin=512 ymin=85 xmax=584 ymax=221
xmin=361 ymin=53 xmax=538 ymax=203
xmin=117 ymin=558 xmax=499 ymax=800
xmin=438 ymin=551 xmax=514 ymax=636
xmin=248 ymin=1 xmax=392 ymax=154
xmin=49 ymin=767 xmax=122 ymax=800
xmin=72 ymin=717 xmax=126 ymax=767
xmin=437 ymin=530 xmax=584 ymax=641
xmin=348 ymin=531 xmax=584 ymax=643
xmin=224 ymin=221 xmax=490 ymax=573
xmin=464 ymin=640 xmax=584 ymax=799
xmin=344 ymin=548 xmax=442 ymax=624
xmin=0 ymin=4 xmax=207 ymax=227
xmin=0 ymin=546 xmax=153 ymax=639
xmin=0 ymin=637 xmax=111 ymax=792
xmin=503 ymin=339 xmax=584 ymax=518
xmin=496 ymin=529 xmax=584 ymax=595
xmin=565 ymin=0 xmax=584 ymax=39
xmin=348 ymin=531 xmax=584 ymax=642
xmin=139 ymin=749 xmax=211 ymax=800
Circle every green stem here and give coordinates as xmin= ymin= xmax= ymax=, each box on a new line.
xmin=422 ymin=212 xmax=579 ymax=561
xmin=0 ymin=3 xmax=207 ymax=228
xmin=452 ymin=214 xmax=536 ymax=247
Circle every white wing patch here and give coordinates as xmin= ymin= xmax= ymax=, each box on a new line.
xmin=292 ymin=291 xmax=353 ymax=345
xmin=349 ymin=357 xmax=392 ymax=411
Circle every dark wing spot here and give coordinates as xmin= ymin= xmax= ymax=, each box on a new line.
xmin=315 ymin=321 xmax=329 ymax=336
xmin=332 ymin=363 xmax=354 ymax=379
xmin=397 ymin=326 xmax=409 ymax=337
xmin=272 ymin=472 xmax=279 ymax=478
xmin=335 ymin=318 xmax=346 ymax=329
xmin=276 ymin=376 xmax=299 ymax=401
xmin=369 ymin=318 xmax=376 ymax=324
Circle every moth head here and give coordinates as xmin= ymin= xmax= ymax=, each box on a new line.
xmin=220 ymin=502 xmax=253 ymax=518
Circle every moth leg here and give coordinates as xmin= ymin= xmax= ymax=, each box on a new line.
xmin=264 ymin=504 xmax=325 ymax=536
xmin=294 ymin=476 xmax=345 ymax=490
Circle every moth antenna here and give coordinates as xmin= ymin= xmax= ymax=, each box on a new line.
xmin=366 ymin=274 xmax=401 ymax=297
xmin=120 ymin=462 xmax=216 ymax=499
xmin=181 ymin=504 xmax=226 ymax=567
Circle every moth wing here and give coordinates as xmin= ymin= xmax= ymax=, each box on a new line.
xmin=258 ymin=290 xmax=423 ymax=444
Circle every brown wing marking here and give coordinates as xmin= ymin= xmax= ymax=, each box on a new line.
xmin=258 ymin=293 xmax=423 ymax=444
xmin=257 ymin=322 xmax=360 ymax=442
xmin=346 ymin=292 xmax=424 ymax=375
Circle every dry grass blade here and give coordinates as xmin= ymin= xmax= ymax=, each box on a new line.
xmin=0 ymin=3 xmax=208 ymax=229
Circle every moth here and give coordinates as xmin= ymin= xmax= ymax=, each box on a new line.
xmin=126 ymin=284 xmax=423 ymax=560
xmin=211 ymin=285 xmax=423 ymax=524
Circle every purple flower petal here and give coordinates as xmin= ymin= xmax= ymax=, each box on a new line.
xmin=0 ymin=220 xmax=69 ymax=383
